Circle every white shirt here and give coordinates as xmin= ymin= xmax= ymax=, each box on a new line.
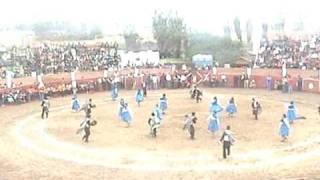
xmin=180 ymin=75 xmax=186 ymax=81
xmin=166 ymin=74 xmax=171 ymax=81
xmin=152 ymin=76 xmax=158 ymax=83
xmin=222 ymin=130 xmax=233 ymax=142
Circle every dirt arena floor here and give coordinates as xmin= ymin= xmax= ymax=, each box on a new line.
xmin=1 ymin=88 xmax=320 ymax=180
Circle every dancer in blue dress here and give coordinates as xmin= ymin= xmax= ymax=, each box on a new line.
xmin=207 ymin=112 xmax=220 ymax=134
xmin=135 ymin=88 xmax=144 ymax=106
xmin=153 ymin=104 xmax=163 ymax=121
xmin=210 ymin=96 xmax=223 ymax=114
xmin=71 ymin=96 xmax=81 ymax=112
xmin=111 ymin=82 xmax=118 ymax=101
xmin=118 ymin=101 xmax=133 ymax=127
xmin=279 ymin=114 xmax=290 ymax=142
xmin=286 ymin=101 xmax=306 ymax=124
xmin=226 ymin=97 xmax=237 ymax=117
xmin=118 ymin=98 xmax=125 ymax=118
xmin=286 ymin=101 xmax=297 ymax=123
xmin=159 ymin=93 xmax=168 ymax=113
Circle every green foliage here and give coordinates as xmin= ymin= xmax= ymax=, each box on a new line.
xmin=152 ymin=11 xmax=187 ymax=58
xmin=233 ymin=17 xmax=242 ymax=42
xmin=246 ymin=20 xmax=253 ymax=50
xmin=246 ymin=20 xmax=253 ymax=43
xmin=123 ymin=26 xmax=141 ymax=51
xmin=31 ymin=21 xmax=103 ymax=40
xmin=223 ymin=25 xmax=231 ymax=39
xmin=186 ymin=33 xmax=245 ymax=64
xmin=262 ymin=23 xmax=268 ymax=38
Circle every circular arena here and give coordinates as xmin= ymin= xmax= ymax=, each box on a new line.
xmin=1 ymin=69 xmax=320 ymax=179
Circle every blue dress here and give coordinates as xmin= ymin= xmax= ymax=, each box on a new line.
xmin=159 ymin=97 xmax=168 ymax=111
xmin=208 ymin=115 xmax=219 ymax=132
xmin=119 ymin=106 xmax=132 ymax=123
xmin=72 ymin=99 xmax=80 ymax=111
xmin=111 ymin=85 xmax=118 ymax=100
xmin=279 ymin=119 xmax=290 ymax=137
xmin=287 ymin=105 xmax=297 ymax=123
xmin=135 ymin=91 xmax=144 ymax=103
xmin=226 ymin=102 xmax=237 ymax=114
xmin=154 ymin=107 xmax=163 ymax=120
xmin=210 ymin=101 xmax=223 ymax=114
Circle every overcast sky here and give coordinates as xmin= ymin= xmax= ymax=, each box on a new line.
xmin=0 ymin=0 xmax=319 ymax=35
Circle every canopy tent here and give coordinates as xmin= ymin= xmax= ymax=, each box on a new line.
xmin=192 ymin=54 xmax=213 ymax=68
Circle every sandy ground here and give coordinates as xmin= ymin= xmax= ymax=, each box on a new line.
xmin=0 ymin=88 xmax=320 ymax=180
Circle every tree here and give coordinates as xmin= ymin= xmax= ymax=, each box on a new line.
xmin=89 ymin=26 xmax=103 ymax=39
xmin=262 ymin=23 xmax=268 ymax=38
xmin=293 ymin=19 xmax=304 ymax=32
xmin=123 ymin=26 xmax=141 ymax=51
xmin=233 ymin=17 xmax=242 ymax=42
xmin=274 ymin=18 xmax=285 ymax=33
xmin=31 ymin=21 xmax=103 ymax=40
xmin=223 ymin=25 xmax=231 ymax=39
xmin=152 ymin=11 xmax=187 ymax=58
xmin=186 ymin=33 xmax=245 ymax=65
xmin=246 ymin=20 xmax=253 ymax=50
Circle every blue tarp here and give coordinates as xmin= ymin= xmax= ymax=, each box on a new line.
xmin=192 ymin=54 xmax=213 ymax=67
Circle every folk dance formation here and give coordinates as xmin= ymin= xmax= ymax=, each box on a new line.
xmin=36 ymin=79 xmax=316 ymax=161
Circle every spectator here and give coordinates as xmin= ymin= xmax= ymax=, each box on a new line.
xmin=297 ymin=75 xmax=303 ymax=91
xmin=249 ymin=79 xmax=256 ymax=88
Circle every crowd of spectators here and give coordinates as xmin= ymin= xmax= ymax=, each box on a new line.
xmin=255 ymin=35 xmax=320 ymax=69
xmin=0 ymin=42 xmax=121 ymax=78
xmin=1 ymin=67 xmax=301 ymax=106
xmin=0 ymin=36 xmax=318 ymax=106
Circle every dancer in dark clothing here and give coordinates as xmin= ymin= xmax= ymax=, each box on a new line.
xmin=142 ymin=82 xmax=147 ymax=97
xmin=252 ymin=98 xmax=262 ymax=120
xmin=76 ymin=115 xmax=97 ymax=143
xmin=81 ymin=98 xmax=96 ymax=118
xmin=183 ymin=112 xmax=197 ymax=139
xmin=41 ymin=96 xmax=50 ymax=119
xmin=190 ymin=86 xmax=202 ymax=103
xmin=220 ymin=125 xmax=235 ymax=159
xmin=148 ymin=112 xmax=161 ymax=137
